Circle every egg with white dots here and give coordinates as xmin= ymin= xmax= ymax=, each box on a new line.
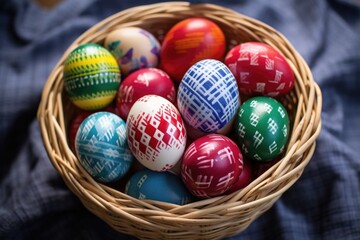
xmin=75 ymin=111 xmax=133 ymax=182
xmin=177 ymin=59 xmax=240 ymax=134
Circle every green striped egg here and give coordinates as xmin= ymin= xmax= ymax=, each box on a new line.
xmin=63 ymin=43 xmax=121 ymax=110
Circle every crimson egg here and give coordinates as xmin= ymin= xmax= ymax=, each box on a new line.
xmin=116 ymin=68 xmax=175 ymax=119
xmin=181 ymin=134 xmax=243 ymax=198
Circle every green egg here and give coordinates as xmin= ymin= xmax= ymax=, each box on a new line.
xmin=63 ymin=43 xmax=121 ymax=110
xmin=235 ymin=96 xmax=290 ymax=161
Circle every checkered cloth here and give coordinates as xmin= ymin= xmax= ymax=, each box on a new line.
xmin=1 ymin=0 xmax=360 ymax=239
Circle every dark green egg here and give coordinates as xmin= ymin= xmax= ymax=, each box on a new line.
xmin=235 ymin=96 xmax=290 ymax=161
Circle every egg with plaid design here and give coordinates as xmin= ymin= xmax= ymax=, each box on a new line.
xmin=126 ymin=95 xmax=187 ymax=171
xmin=177 ymin=59 xmax=240 ymax=134
xmin=75 ymin=112 xmax=133 ymax=182
xmin=235 ymin=96 xmax=290 ymax=161
xmin=181 ymin=134 xmax=243 ymax=198
xmin=225 ymin=42 xmax=295 ymax=97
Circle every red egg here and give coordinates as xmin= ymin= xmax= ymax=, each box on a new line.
xmin=160 ymin=18 xmax=226 ymax=82
xmin=116 ymin=68 xmax=176 ymax=119
xmin=68 ymin=111 xmax=93 ymax=151
xmin=181 ymin=134 xmax=243 ymax=198
xmin=225 ymin=42 xmax=295 ymax=97
xmin=68 ymin=106 xmax=117 ymax=151
xmin=226 ymin=159 xmax=252 ymax=194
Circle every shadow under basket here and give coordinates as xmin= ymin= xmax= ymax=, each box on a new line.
xmin=37 ymin=2 xmax=322 ymax=240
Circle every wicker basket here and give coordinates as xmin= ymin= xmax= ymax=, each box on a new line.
xmin=37 ymin=2 xmax=322 ymax=239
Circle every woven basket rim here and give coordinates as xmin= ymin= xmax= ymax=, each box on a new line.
xmin=37 ymin=2 xmax=322 ymax=239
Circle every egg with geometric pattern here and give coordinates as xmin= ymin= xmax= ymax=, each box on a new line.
xmin=181 ymin=134 xmax=243 ymax=198
xmin=225 ymin=42 xmax=295 ymax=97
xmin=235 ymin=96 xmax=290 ymax=161
xmin=75 ymin=112 xmax=133 ymax=182
xmin=63 ymin=43 xmax=121 ymax=110
xmin=126 ymin=95 xmax=187 ymax=172
xmin=177 ymin=59 xmax=240 ymax=134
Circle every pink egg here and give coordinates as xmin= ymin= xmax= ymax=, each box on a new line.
xmin=126 ymin=95 xmax=187 ymax=171
xmin=116 ymin=68 xmax=175 ymax=119
xmin=181 ymin=134 xmax=243 ymax=198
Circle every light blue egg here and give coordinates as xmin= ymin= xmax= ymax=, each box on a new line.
xmin=75 ymin=111 xmax=133 ymax=182
xmin=177 ymin=59 xmax=240 ymax=133
xmin=125 ymin=169 xmax=193 ymax=205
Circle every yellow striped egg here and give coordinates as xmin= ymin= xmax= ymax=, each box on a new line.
xmin=63 ymin=43 xmax=121 ymax=110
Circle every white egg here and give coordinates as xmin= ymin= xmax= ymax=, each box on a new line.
xmin=126 ymin=95 xmax=187 ymax=171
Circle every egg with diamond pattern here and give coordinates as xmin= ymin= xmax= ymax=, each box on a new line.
xmin=126 ymin=95 xmax=187 ymax=171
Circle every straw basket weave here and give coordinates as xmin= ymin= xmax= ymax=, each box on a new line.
xmin=37 ymin=2 xmax=322 ymax=239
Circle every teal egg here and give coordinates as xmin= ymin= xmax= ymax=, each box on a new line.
xmin=75 ymin=112 xmax=133 ymax=182
xmin=125 ymin=169 xmax=193 ymax=205
xmin=235 ymin=96 xmax=290 ymax=161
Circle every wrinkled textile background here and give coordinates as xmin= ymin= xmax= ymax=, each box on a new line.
xmin=1 ymin=0 xmax=360 ymax=239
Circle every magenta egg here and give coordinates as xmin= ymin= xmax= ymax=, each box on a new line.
xmin=181 ymin=134 xmax=243 ymax=198
xmin=116 ymin=68 xmax=175 ymax=119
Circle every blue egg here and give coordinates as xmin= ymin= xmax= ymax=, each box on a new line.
xmin=177 ymin=59 xmax=240 ymax=133
xmin=75 ymin=111 xmax=133 ymax=182
xmin=125 ymin=169 xmax=193 ymax=205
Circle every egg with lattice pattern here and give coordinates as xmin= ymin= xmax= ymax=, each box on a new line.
xmin=177 ymin=59 xmax=240 ymax=134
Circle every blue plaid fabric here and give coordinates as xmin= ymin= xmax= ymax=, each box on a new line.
xmin=1 ymin=0 xmax=360 ymax=239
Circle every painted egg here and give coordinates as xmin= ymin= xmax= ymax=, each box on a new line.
xmin=177 ymin=59 xmax=240 ymax=133
xmin=104 ymin=27 xmax=160 ymax=76
xmin=126 ymin=95 xmax=187 ymax=171
xmin=235 ymin=96 xmax=290 ymax=161
xmin=125 ymin=169 xmax=193 ymax=205
xmin=75 ymin=112 xmax=133 ymax=182
xmin=160 ymin=18 xmax=226 ymax=82
xmin=63 ymin=43 xmax=120 ymax=110
xmin=225 ymin=42 xmax=295 ymax=97
xmin=181 ymin=134 xmax=243 ymax=198
xmin=226 ymin=159 xmax=253 ymax=194
xmin=116 ymin=68 xmax=175 ymax=120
